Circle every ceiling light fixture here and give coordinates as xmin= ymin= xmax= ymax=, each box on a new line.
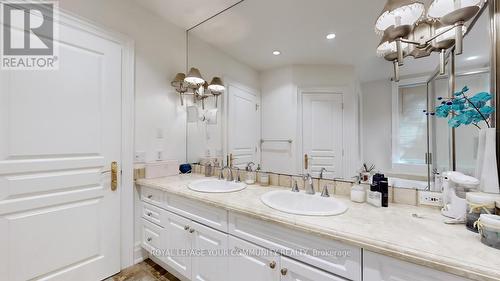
xmin=374 ymin=0 xmax=486 ymax=81
xmin=272 ymin=50 xmax=281 ymax=56
xmin=171 ymin=69 xmax=225 ymax=108
xmin=326 ymin=33 xmax=336 ymax=40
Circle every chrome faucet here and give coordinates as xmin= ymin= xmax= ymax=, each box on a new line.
xmin=303 ymin=173 xmax=315 ymax=195
xmin=221 ymin=166 xmax=233 ymax=181
xmin=319 ymin=167 xmax=327 ymax=179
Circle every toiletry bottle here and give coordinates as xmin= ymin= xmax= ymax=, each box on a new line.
xmin=245 ymin=162 xmax=256 ymax=184
xmin=380 ymin=180 xmax=389 ymax=207
xmin=351 ymin=176 xmax=366 ymax=203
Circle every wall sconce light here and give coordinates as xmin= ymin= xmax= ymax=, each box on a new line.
xmin=171 ymin=69 xmax=225 ymax=108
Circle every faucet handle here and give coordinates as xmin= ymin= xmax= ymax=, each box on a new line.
xmin=320 ymin=185 xmax=330 ymax=197
xmin=291 ymin=180 xmax=299 ymax=192
xmin=235 ymin=168 xmax=241 ymax=182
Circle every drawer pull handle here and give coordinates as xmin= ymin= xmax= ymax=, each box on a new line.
xmin=147 ymin=195 xmax=153 ymax=199
xmin=269 ymin=261 xmax=276 ymax=269
xmin=147 ymin=237 xmax=152 ymax=242
xmin=280 ymin=268 xmax=288 ymax=276
xmin=147 ymin=212 xmax=152 ymax=216
xmin=189 ymin=228 xmax=195 ymax=233
xmin=184 ymin=225 xmax=190 ymax=231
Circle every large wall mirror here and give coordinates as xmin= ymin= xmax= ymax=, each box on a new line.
xmin=183 ymin=0 xmax=496 ymax=192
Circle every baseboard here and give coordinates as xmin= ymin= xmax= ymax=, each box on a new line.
xmin=133 ymin=242 xmax=148 ymax=264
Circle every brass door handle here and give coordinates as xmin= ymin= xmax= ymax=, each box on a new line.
xmin=269 ymin=261 xmax=276 ymax=269
xmin=111 ymin=161 xmax=118 ymax=191
xmin=304 ymin=154 xmax=309 ymax=170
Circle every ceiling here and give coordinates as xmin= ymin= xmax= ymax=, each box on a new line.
xmin=135 ymin=0 xmax=491 ymax=82
xmin=132 ymin=0 xmax=242 ymax=30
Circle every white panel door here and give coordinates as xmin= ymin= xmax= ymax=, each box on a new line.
xmin=191 ymin=221 xmax=228 ymax=281
xmin=280 ymin=256 xmax=347 ymax=281
xmin=228 ymin=236 xmax=280 ymax=281
xmin=302 ymin=93 xmax=343 ymax=179
xmin=227 ymin=84 xmax=260 ymax=169
xmin=0 ymin=16 xmax=122 ymax=281
xmin=163 ymin=211 xmax=192 ymax=279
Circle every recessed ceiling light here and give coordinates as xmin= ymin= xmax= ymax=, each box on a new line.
xmin=272 ymin=50 xmax=281 ymax=56
xmin=466 ymin=55 xmax=479 ymax=61
xmin=326 ymin=33 xmax=336 ymax=40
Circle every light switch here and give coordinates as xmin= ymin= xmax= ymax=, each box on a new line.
xmin=135 ymin=151 xmax=146 ymax=163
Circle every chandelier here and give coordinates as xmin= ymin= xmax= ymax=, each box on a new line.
xmin=375 ymin=0 xmax=486 ymax=81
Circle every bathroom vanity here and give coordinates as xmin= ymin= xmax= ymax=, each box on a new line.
xmin=136 ymin=174 xmax=499 ymax=281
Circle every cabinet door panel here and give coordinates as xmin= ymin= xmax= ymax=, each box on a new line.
xmin=363 ymin=251 xmax=470 ymax=281
xmin=191 ymin=221 xmax=228 ymax=281
xmin=228 ymin=236 xmax=280 ymax=281
xmin=280 ymin=256 xmax=346 ymax=281
xmin=163 ymin=211 xmax=192 ymax=279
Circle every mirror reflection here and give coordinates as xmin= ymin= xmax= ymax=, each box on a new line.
xmin=181 ymin=0 xmax=492 ymax=191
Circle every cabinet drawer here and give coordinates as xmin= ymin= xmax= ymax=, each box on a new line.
xmin=281 ymin=256 xmax=347 ymax=281
xmin=166 ymin=194 xmax=228 ymax=232
xmin=141 ymin=201 xmax=168 ymax=227
xmin=141 ymin=218 xmax=163 ymax=253
xmin=363 ymin=251 xmax=470 ymax=281
xmin=141 ymin=186 xmax=164 ymax=207
xmin=229 ymin=213 xmax=362 ymax=281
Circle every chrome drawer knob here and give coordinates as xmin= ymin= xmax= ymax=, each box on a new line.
xmin=147 ymin=212 xmax=152 ymax=216
xmin=147 ymin=237 xmax=152 ymax=242
xmin=147 ymin=195 xmax=153 ymax=199
xmin=184 ymin=225 xmax=190 ymax=231
xmin=189 ymin=228 xmax=195 ymax=233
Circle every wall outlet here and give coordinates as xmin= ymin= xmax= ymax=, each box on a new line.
xmin=135 ymin=151 xmax=146 ymax=163
xmin=418 ymin=191 xmax=443 ymax=207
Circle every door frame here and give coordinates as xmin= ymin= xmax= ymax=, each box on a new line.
xmin=297 ymin=87 xmax=346 ymax=178
xmin=57 ymin=9 xmax=136 ymax=269
xmin=222 ymin=77 xmax=261 ymax=166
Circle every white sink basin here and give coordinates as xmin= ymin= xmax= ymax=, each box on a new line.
xmin=188 ymin=179 xmax=246 ymax=193
xmin=261 ymin=190 xmax=348 ymax=216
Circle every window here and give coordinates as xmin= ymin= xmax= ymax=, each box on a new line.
xmin=392 ymin=79 xmax=428 ymax=173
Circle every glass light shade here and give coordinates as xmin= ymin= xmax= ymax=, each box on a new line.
xmin=208 ymin=77 xmax=225 ymax=92
xmin=171 ymin=72 xmax=186 ymax=88
xmin=427 ymin=0 xmax=484 ymax=18
xmin=375 ymin=0 xmax=425 ymax=34
xmin=184 ymin=67 xmax=205 ymax=85
xmin=377 ymin=40 xmax=409 ymax=56
xmin=434 ymin=25 xmax=467 ymax=43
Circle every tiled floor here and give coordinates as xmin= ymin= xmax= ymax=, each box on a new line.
xmin=105 ymin=259 xmax=180 ymax=281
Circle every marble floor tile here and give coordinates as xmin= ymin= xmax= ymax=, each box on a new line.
xmin=104 ymin=259 xmax=180 ymax=281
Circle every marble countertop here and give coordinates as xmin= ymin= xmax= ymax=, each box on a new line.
xmin=137 ymin=174 xmax=500 ymax=281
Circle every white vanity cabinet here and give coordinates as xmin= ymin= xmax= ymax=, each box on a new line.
xmin=139 ymin=185 xmax=471 ymax=281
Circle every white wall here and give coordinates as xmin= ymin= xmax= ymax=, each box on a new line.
xmin=186 ymin=35 xmax=260 ymax=163
xmin=361 ymin=79 xmax=392 ymax=174
xmin=260 ymin=65 xmax=361 ymax=178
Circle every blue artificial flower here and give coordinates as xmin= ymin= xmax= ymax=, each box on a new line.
xmin=480 ymin=105 xmax=495 ymax=117
xmin=435 ymin=104 xmax=451 ymax=118
xmin=469 ymin=92 xmax=492 ymax=108
xmin=448 ymin=116 xmax=462 ymax=128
